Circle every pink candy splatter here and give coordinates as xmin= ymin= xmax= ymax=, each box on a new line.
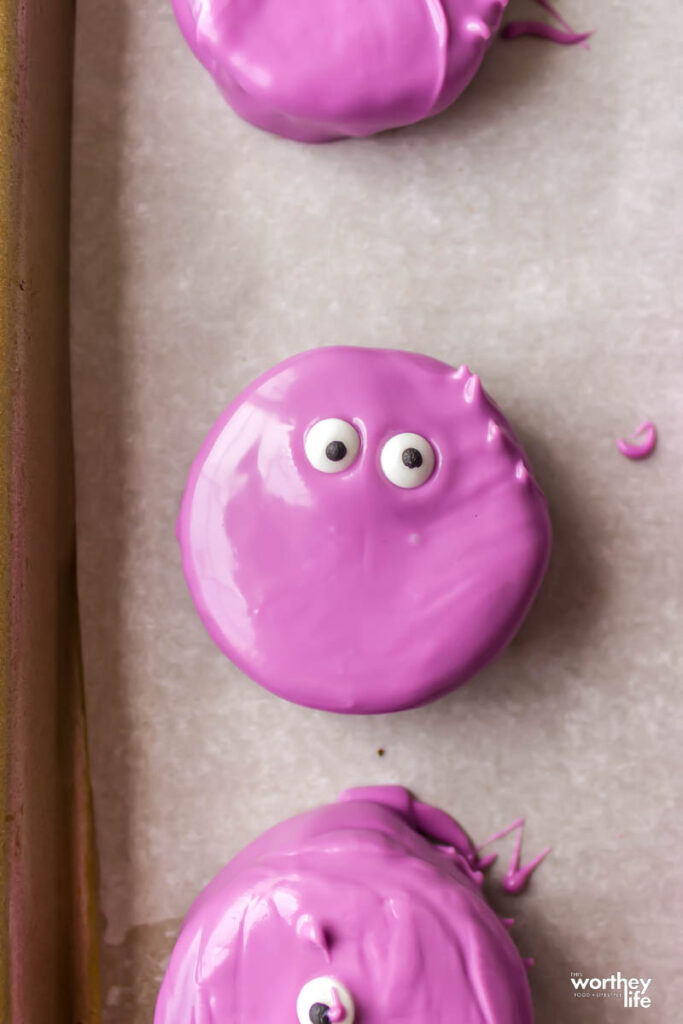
xmin=617 ymin=422 xmax=658 ymax=460
xmin=502 ymin=21 xmax=592 ymax=45
xmin=503 ymin=0 xmax=592 ymax=48
xmin=475 ymin=818 xmax=552 ymax=894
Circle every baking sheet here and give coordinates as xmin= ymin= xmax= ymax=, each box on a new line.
xmin=70 ymin=2 xmax=683 ymax=1020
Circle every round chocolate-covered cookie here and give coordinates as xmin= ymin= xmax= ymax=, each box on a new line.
xmin=178 ymin=346 xmax=551 ymax=713
xmin=155 ymin=787 xmax=535 ymax=1023
xmin=172 ymin=0 xmax=508 ymax=142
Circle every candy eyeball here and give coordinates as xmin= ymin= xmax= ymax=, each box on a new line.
xmin=380 ymin=432 xmax=436 ymax=489
xmin=305 ymin=418 xmax=361 ymax=474
xmin=296 ymin=977 xmax=355 ymax=1024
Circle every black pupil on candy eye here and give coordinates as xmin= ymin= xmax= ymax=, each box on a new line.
xmin=309 ymin=1003 xmax=331 ymax=1024
xmin=325 ymin=440 xmax=347 ymax=462
xmin=402 ymin=447 xmax=423 ymax=469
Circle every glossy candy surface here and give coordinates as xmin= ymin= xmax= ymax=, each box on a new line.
xmin=178 ymin=347 xmax=551 ymax=713
xmin=154 ymin=787 xmax=535 ymax=1023
xmin=171 ymin=0 xmax=509 ymax=141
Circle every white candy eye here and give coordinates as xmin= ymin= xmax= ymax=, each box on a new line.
xmin=296 ymin=976 xmax=355 ymax=1024
xmin=304 ymin=418 xmax=361 ymax=474
xmin=380 ymin=432 xmax=436 ymax=488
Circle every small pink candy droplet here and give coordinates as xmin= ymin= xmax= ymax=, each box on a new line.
xmin=616 ymin=422 xmax=657 ymax=460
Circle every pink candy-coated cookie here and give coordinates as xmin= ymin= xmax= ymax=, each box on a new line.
xmin=154 ymin=787 xmax=535 ymax=1024
xmin=171 ymin=0 xmax=508 ymax=142
xmin=177 ymin=347 xmax=551 ymax=713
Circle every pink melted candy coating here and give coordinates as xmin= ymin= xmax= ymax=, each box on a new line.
xmin=171 ymin=0 xmax=509 ymax=142
xmin=154 ymin=787 xmax=536 ymax=1024
xmin=503 ymin=0 xmax=592 ymax=47
xmin=616 ymin=421 xmax=657 ymax=460
xmin=502 ymin=21 xmax=592 ymax=45
xmin=178 ymin=347 xmax=551 ymax=713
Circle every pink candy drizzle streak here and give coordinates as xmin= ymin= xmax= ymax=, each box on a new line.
xmin=326 ymin=988 xmax=346 ymax=1023
xmin=617 ymin=422 xmax=657 ymax=460
xmin=503 ymin=0 xmax=592 ymax=48
xmin=475 ymin=818 xmax=552 ymax=894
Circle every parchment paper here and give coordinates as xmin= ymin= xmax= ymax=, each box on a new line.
xmin=70 ymin=2 xmax=683 ymax=1020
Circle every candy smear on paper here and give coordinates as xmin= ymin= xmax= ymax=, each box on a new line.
xmin=503 ymin=0 xmax=593 ymax=48
xmin=616 ymin=422 xmax=657 ymax=461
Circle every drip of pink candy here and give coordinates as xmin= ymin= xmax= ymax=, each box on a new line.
xmin=503 ymin=0 xmax=592 ymax=47
xmin=326 ymin=987 xmax=346 ymax=1023
xmin=474 ymin=818 xmax=552 ymax=894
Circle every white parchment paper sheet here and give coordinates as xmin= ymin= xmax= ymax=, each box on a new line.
xmin=71 ymin=2 xmax=683 ymax=1020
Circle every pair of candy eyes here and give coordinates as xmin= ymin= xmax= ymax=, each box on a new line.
xmin=304 ymin=418 xmax=435 ymax=489
xmin=297 ymin=977 xmax=355 ymax=1024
